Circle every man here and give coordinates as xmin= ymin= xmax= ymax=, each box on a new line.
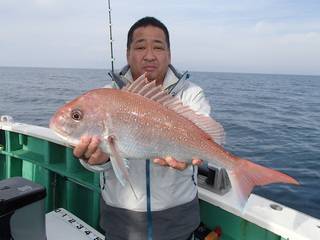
xmin=74 ymin=17 xmax=211 ymax=240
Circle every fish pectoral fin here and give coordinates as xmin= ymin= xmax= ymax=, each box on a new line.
xmin=105 ymin=135 xmax=138 ymax=199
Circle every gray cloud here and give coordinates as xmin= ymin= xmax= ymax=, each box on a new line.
xmin=0 ymin=0 xmax=319 ymax=75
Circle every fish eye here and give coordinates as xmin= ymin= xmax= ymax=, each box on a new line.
xmin=71 ymin=109 xmax=83 ymax=121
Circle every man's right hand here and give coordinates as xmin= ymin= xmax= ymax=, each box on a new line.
xmin=73 ymin=136 xmax=110 ymax=165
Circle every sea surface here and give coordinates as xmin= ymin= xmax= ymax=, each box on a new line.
xmin=0 ymin=66 xmax=319 ymax=219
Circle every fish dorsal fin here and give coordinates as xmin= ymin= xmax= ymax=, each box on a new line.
xmin=122 ymin=74 xmax=225 ymax=145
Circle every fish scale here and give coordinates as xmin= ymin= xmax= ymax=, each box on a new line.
xmin=111 ymin=92 xmax=211 ymax=161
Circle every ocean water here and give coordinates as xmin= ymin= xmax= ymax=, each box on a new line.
xmin=0 ymin=66 xmax=319 ymax=219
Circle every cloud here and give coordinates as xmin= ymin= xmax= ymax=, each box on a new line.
xmin=0 ymin=1 xmax=320 ymax=75
xmin=169 ymin=17 xmax=320 ymax=75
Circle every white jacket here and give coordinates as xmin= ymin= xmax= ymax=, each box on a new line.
xmin=80 ymin=67 xmax=211 ymax=211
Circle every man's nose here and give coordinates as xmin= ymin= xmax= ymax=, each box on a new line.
xmin=144 ymin=47 xmax=156 ymax=61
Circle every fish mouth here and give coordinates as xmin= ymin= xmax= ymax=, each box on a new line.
xmin=49 ymin=115 xmax=78 ymax=147
xmin=49 ymin=114 xmax=65 ymax=134
xmin=49 ymin=116 xmax=56 ymax=130
xmin=50 ymin=124 xmax=79 ymax=147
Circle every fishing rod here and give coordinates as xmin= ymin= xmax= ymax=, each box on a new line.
xmin=106 ymin=0 xmax=124 ymax=87
xmin=107 ymin=0 xmax=114 ymax=73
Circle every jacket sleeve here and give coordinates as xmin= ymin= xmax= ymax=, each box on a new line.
xmin=190 ymin=89 xmax=211 ymax=116
xmin=180 ymin=81 xmax=211 ymax=116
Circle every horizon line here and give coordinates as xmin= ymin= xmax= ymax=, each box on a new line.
xmin=0 ymin=65 xmax=319 ymax=77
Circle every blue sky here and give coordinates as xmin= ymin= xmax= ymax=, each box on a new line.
xmin=0 ymin=0 xmax=319 ymax=75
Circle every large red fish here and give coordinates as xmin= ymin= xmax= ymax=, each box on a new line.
xmin=50 ymin=74 xmax=298 ymax=207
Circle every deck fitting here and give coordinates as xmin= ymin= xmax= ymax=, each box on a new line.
xmin=270 ymin=203 xmax=283 ymax=211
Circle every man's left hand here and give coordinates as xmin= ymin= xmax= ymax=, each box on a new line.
xmin=153 ymin=157 xmax=203 ymax=170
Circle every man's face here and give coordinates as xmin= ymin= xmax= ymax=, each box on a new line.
xmin=127 ymin=25 xmax=171 ymax=84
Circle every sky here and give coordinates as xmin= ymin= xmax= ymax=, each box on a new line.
xmin=0 ymin=0 xmax=319 ymax=75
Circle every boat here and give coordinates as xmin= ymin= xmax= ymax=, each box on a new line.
xmin=1 ymin=117 xmax=319 ymax=240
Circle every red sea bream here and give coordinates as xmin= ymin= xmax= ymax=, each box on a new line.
xmin=50 ymin=74 xmax=299 ymax=207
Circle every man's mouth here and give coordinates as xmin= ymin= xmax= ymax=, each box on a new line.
xmin=143 ymin=66 xmax=157 ymax=71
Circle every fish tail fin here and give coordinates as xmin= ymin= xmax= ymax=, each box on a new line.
xmin=230 ymin=158 xmax=299 ymax=208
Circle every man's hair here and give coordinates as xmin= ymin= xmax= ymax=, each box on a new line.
xmin=127 ymin=16 xmax=170 ymax=50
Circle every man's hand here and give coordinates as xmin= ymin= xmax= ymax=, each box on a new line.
xmin=73 ymin=136 xmax=109 ymax=165
xmin=153 ymin=156 xmax=203 ymax=170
